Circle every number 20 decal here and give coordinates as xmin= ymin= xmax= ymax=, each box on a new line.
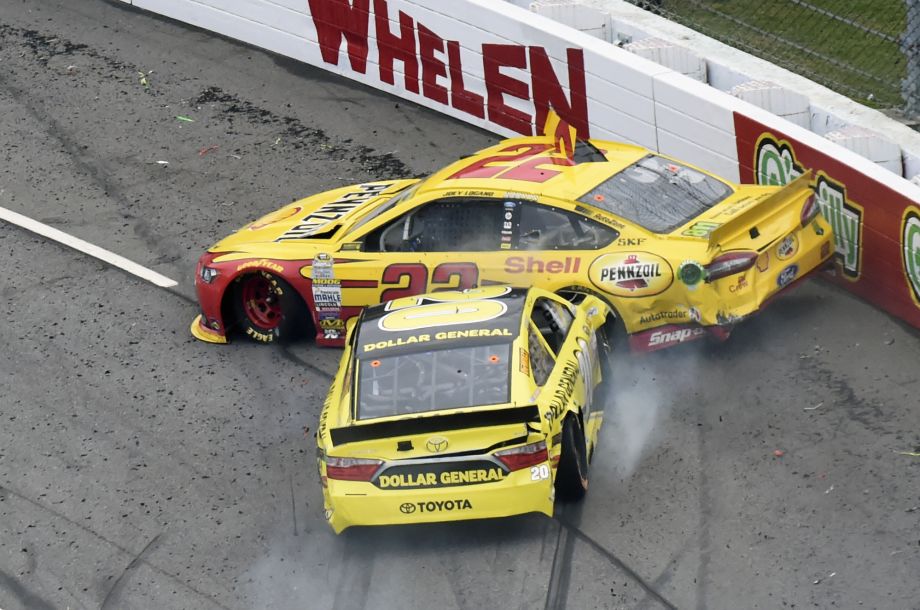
xmin=530 ymin=464 xmax=550 ymax=481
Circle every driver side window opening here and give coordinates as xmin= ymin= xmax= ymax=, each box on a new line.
xmin=527 ymin=322 xmax=555 ymax=387
xmin=530 ymin=297 xmax=573 ymax=354
xmin=516 ymin=203 xmax=618 ymax=251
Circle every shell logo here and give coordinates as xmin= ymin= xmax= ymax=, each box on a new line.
xmin=589 ymin=252 xmax=674 ymax=297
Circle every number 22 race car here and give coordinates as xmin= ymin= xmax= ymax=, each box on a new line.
xmin=192 ymin=112 xmax=834 ymax=352
xmin=315 ymin=286 xmax=609 ymax=533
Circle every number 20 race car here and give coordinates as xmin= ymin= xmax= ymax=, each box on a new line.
xmin=315 ymin=286 xmax=610 ymax=533
xmin=192 ymin=112 xmax=834 ymax=352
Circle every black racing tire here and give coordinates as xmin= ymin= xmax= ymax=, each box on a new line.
xmin=231 ymin=271 xmax=309 ymax=344
xmin=555 ymin=416 xmax=589 ymax=502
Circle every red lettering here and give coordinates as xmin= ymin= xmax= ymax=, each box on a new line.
xmin=431 ymin=262 xmax=478 ymax=290
xmin=374 ymin=0 xmax=419 ymax=93
xmin=449 ymin=143 xmax=551 ymax=180
xmin=500 ymin=152 xmax=574 ymax=183
xmin=380 ymin=263 xmax=427 ymax=301
xmin=447 ymin=40 xmax=485 ymax=118
xmin=546 ymin=260 xmax=563 ymax=273
xmin=505 ymin=256 xmax=525 ymax=273
xmin=418 ymin=24 xmax=447 ymax=104
xmin=527 ymin=257 xmax=545 ymax=273
xmin=309 ymin=0 xmax=371 ymax=73
xmin=482 ymin=44 xmax=530 ymax=135
xmin=529 ymin=47 xmax=589 ymax=139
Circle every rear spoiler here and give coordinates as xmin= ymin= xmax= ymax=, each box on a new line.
xmin=330 ymin=405 xmax=540 ymax=447
xmin=708 ymin=171 xmax=813 ymax=248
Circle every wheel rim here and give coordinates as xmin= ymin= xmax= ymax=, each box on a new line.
xmin=241 ymin=275 xmax=282 ymax=330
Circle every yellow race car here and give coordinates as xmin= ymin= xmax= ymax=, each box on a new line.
xmin=192 ymin=112 xmax=834 ymax=351
xmin=315 ymin=285 xmax=610 ymax=533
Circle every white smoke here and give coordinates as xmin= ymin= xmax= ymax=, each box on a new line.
xmin=597 ymin=345 xmax=702 ymax=478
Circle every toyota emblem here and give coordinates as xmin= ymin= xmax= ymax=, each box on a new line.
xmin=400 ymin=503 xmax=416 ymax=514
xmin=425 ymin=436 xmax=449 ymax=453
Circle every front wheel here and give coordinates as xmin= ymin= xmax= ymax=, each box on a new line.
xmin=555 ymin=416 xmax=589 ymax=501
xmin=232 ymin=271 xmax=308 ymax=343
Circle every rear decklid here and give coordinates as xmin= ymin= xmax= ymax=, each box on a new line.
xmin=696 ymin=172 xmax=814 ymax=250
xmin=211 ymin=180 xmax=410 ymax=249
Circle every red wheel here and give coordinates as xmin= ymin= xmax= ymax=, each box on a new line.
xmin=231 ymin=271 xmax=309 ymax=343
xmin=240 ymin=273 xmax=283 ymax=330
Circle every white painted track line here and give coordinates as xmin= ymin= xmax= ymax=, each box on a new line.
xmin=0 ymin=206 xmax=179 ymax=288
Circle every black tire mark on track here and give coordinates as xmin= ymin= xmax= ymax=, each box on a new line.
xmin=0 ymin=483 xmax=234 ymax=610
xmin=100 ymin=532 xmax=162 ymax=610
xmin=553 ymin=515 xmax=679 ymax=610
xmin=544 ymin=503 xmax=580 ymax=610
xmin=694 ymin=420 xmax=712 ymax=610
xmin=331 ymin=534 xmax=375 ymax=610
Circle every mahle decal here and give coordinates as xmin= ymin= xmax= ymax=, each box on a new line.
xmin=903 ymin=207 xmax=920 ymax=308
xmin=755 ymin=135 xmax=863 ymax=278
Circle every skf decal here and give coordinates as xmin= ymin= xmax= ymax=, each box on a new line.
xmin=589 ymin=252 xmax=674 ymax=297
xmin=755 ymin=134 xmax=863 ymax=279
xmin=902 ymin=207 xmax=920 ymax=308
xmin=236 ymin=259 xmax=284 ymax=273
xmin=276 ymin=183 xmax=388 ymax=241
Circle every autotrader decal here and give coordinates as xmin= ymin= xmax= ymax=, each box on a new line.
xmin=754 ymin=134 xmax=863 ymax=279
xmin=903 ymin=207 xmax=920 ymax=308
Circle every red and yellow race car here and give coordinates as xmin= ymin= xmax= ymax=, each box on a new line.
xmin=192 ymin=113 xmax=834 ymax=351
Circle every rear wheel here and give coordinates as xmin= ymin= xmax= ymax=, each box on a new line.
xmin=232 ymin=271 xmax=308 ymax=343
xmin=555 ymin=416 xmax=589 ymax=501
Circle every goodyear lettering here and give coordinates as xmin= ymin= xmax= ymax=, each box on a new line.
xmin=276 ymin=183 xmax=388 ymax=241
xmin=236 ymin=259 xmax=284 ymax=273
xmin=504 ymin=256 xmax=581 ymax=274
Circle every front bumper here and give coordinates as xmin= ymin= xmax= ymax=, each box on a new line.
xmin=190 ymin=314 xmax=228 ymax=344
xmin=322 ymin=467 xmax=555 ymax=534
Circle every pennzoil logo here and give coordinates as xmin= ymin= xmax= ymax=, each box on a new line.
xmin=754 ymin=134 xmax=863 ymax=279
xmin=903 ymin=207 xmax=920 ymax=308
xmin=589 ymin=252 xmax=673 ymax=297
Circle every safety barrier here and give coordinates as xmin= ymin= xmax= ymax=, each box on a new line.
xmin=124 ymin=0 xmax=920 ymax=329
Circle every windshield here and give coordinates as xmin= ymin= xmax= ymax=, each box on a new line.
xmin=356 ymin=344 xmax=511 ymax=419
xmin=578 ymin=155 xmax=733 ymax=233
xmin=348 ymin=180 xmax=423 ymax=233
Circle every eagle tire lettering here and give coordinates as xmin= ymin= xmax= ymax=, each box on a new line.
xmin=754 ymin=134 xmax=862 ymax=279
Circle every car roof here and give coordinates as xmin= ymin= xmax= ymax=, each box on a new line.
xmin=415 ymin=136 xmax=651 ymax=202
xmin=355 ymin=287 xmax=528 ymax=359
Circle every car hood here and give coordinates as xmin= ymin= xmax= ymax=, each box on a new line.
xmin=209 ymin=179 xmax=413 ymax=252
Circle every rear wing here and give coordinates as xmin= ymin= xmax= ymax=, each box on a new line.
xmin=708 ymin=172 xmax=813 ymax=249
xmin=329 ymin=405 xmax=540 ymax=447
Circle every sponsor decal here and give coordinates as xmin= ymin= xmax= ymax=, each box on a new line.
xmin=903 ymin=207 xmax=920 ymax=307
xmin=236 ymin=259 xmax=284 ymax=273
xmin=312 ymin=280 xmax=342 ymax=309
xmin=754 ymin=134 xmax=863 ymax=279
xmin=308 ymin=0 xmax=589 ymax=137
xmin=319 ymin=318 xmax=345 ymax=330
xmin=644 ymin=326 xmax=706 ymax=349
xmin=504 ymin=256 xmax=580 ymax=274
xmin=756 ymin=251 xmax=770 ymax=273
xmin=728 ymin=276 xmax=748 ymax=293
xmin=323 ymin=328 xmax=341 ymax=340
xmin=312 ymin=253 xmax=335 ymax=280
xmin=688 ymin=307 xmax=702 ymax=323
xmin=777 ymin=264 xmax=799 ymax=288
xmin=776 ymin=234 xmax=798 ymax=260
xmin=277 ymin=183 xmax=388 ymax=241
xmin=589 ymin=252 xmax=674 ymax=297
xmin=400 ymin=499 xmax=473 ymax=514
xmin=362 ymin=328 xmax=513 ymax=352
xmin=639 ymin=310 xmax=687 ymax=324
xmin=682 ymin=221 xmax=721 ymax=238
xmin=616 ymin=237 xmax=646 ymax=247
xmin=377 ymin=467 xmax=504 ymax=489
xmin=519 ymin=348 xmax=530 ymax=375
xmin=425 ymin=436 xmax=449 ymax=453
xmin=548 ymin=360 xmax=579 ymax=419
xmin=504 ymin=191 xmax=538 ymax=201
